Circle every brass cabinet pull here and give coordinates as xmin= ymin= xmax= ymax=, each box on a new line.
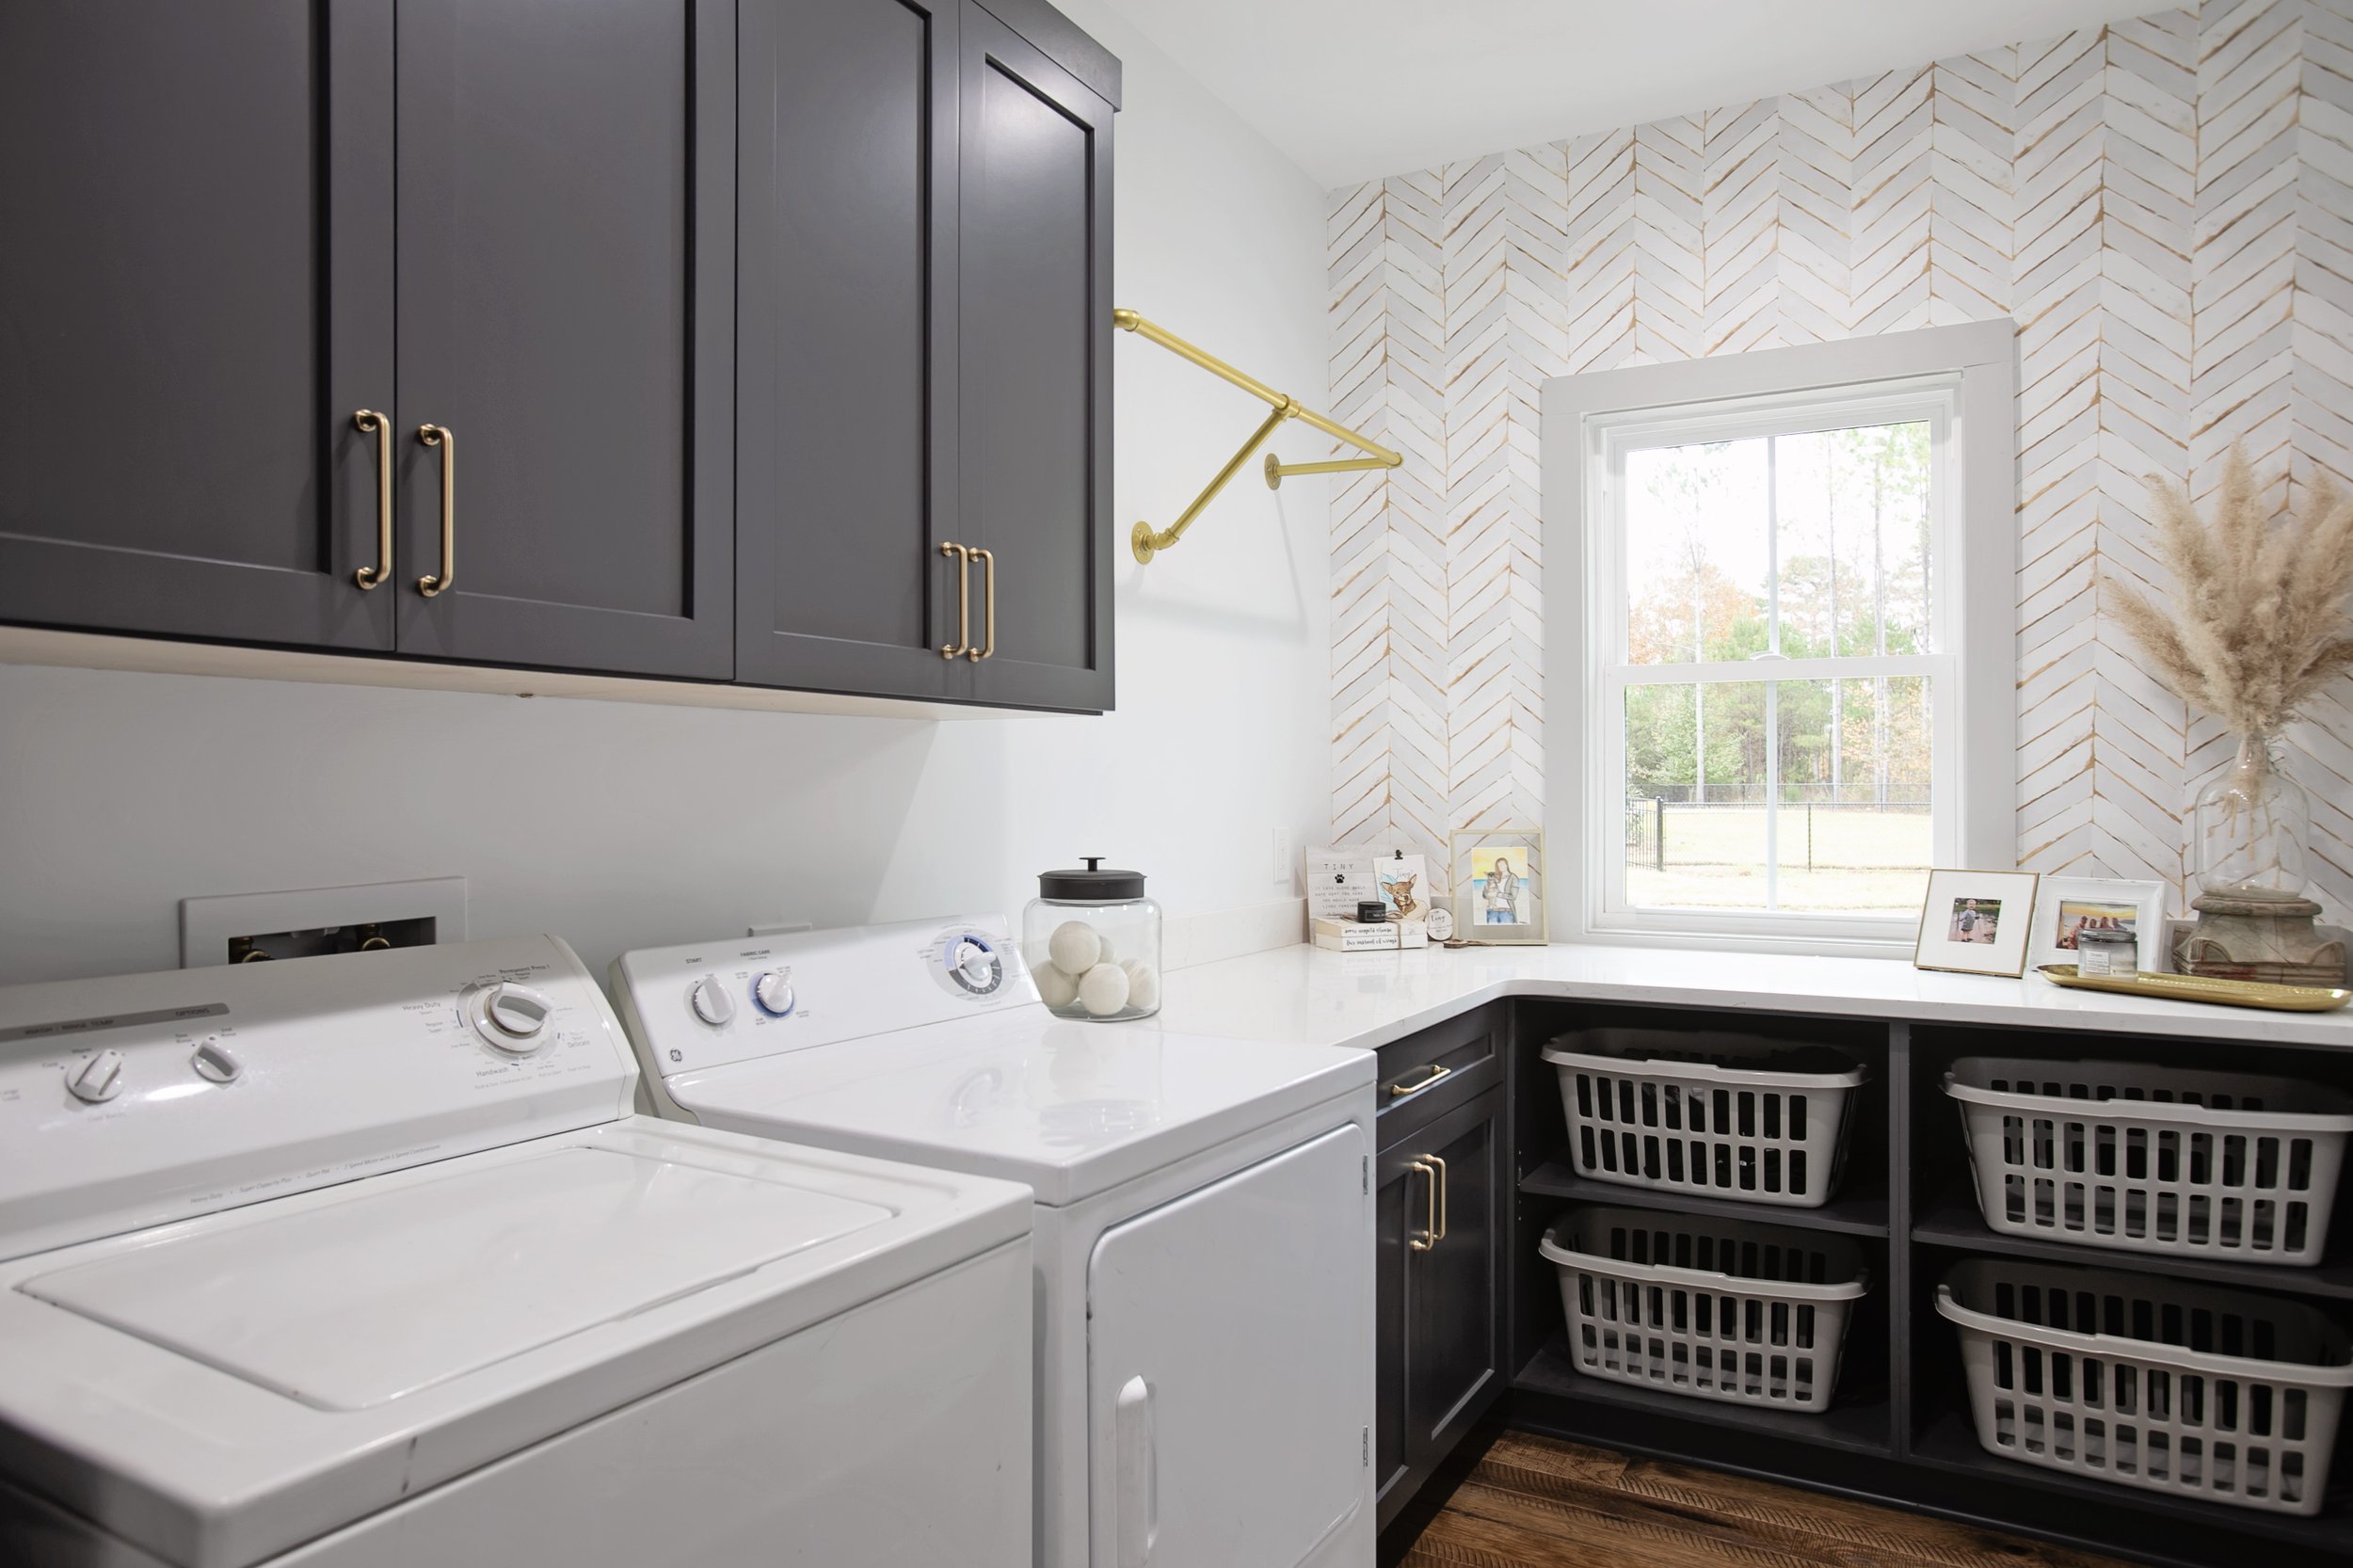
xmin=968 ymin=547 xmax=996 ymax=661
xmin=1408 ymin=1160 xmax=1437 ymax=1252
xmin=939 ymin=542 xmax=971 ymax=658
xmin=1386 ymin=1062 xmax=1450 ymax=1100
xmin=1426 ymin=1153 xmax=1449 ymax=1242
xmin=416 ymin=424 xmax=456 ymax=597
xmin=352 ymin=409 xmax=392 ymax=589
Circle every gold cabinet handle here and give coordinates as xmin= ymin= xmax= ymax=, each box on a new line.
xmin=352 ymin=410 xmax=392 ymax=589
xmin=1408 ymin=1160 xmax=1437 ymax=1252
xmin=939 ymin=542 xmax=970 ymax=658
xmin=968 ymin=547 xmax=996 ymax=661
xmin=1386 ymin=1062 xmax=1450 ymax=1100
xmin=1426 ymin=1152 xmax=1449 ymax=1242
xmin=416 ymin=424 xmax=455 ymax=597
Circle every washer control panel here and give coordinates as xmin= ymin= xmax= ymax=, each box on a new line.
xmin=0 ymin=936 xmax=635 ymax=1263
xmin=614 ymin=914 xmax=1037 ymax=1079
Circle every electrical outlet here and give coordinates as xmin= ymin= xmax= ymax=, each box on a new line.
xmin=1272 ymin=826 xmax=1294 ymax=888
xmin=179 ymin=878 xmax=468 ymax=968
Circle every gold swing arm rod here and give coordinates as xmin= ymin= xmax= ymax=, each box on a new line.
xmin=1113 ymin=307 xmax=1401 ymax=563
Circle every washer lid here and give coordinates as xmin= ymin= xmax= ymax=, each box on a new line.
xmin=22 ymin=1145 xmax=888 ymax=1411
xmin=665 ymin=1012 xmax=1373 ymax=1206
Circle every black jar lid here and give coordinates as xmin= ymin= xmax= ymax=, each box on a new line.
xmin=1039 ymin=856 xmax=1146 ymax=901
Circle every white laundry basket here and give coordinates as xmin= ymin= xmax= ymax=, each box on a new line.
xmin=1938 ymin=1257 xmax=2353 ymax=1515
xmin=1543 ymin=1030 xmax=1868 ymax=1208
xmin=1945 ymin=1057 xmax=2353 ymax=1265
xmin=1539 ymin=1205 xmax=1869 ymax=1412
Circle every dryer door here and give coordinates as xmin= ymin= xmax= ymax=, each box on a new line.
xmin=1086 ymin=1122 xmax=1371 ymax=1568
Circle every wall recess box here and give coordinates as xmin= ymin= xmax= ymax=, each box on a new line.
xmin=179 ymin=877 xmax=469 ymax=968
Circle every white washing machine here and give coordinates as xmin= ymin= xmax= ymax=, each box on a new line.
xmin=0 ymin=935 xmax=1033 ymax=1568
xmin=612 ymin=917 xmax=1376 ymax=1568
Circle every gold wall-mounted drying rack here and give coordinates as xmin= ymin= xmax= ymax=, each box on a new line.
xmin=1113 ymin=307 xmax=1401 ymax=563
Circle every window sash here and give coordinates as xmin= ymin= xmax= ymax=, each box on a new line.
xmin=1586 ymin=380 xmax=1959 ymax=941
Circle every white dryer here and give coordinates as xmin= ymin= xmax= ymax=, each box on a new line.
xmin=0 ymin=936 xmax=1033 ymax=1568
xmin=612 ymin=917 xmax=1376 ymax=1568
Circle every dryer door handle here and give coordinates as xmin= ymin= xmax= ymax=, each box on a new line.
xmin=1114 ymin=1374 xmax=1157 ymax=1566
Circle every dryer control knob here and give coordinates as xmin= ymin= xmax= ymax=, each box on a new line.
xmin=689 ymin=975 xmax=735 ymax=1027
xmin=752 ymin=971 xmax=796 ymax=1017
xmin=67 ymin=1049 xmax=125 ymax=1104
xmin=953 ymin=940 xmax=998 ymax=988
xmin=190 ymin=1040 xmax=243 ymax=1083
xmin=481 ymin=984 xmax=554 ymax=1047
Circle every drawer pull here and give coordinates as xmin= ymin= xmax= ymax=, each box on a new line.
xmin=1386 ymin=1062 xmax=1451 ymax=1100
xmin=1408 ymin=1159 xmax=1438 ymax=1252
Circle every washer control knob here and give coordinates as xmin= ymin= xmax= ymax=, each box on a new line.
xmin=482 ymin=984 xmax=554 ymax=1046
xmin=689 ymin=975 xmax=735 ymax=1027
xmin=190 ymin=1040 xmax=243 ymax=1084
xmin=752 ymin=970 xmax=796 ymax=1017
xmin=67 ymin=1049 xmax=125 ymax=1104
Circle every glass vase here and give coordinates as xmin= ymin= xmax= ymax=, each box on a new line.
xmin=2192 ymin=731 xmax=2311 ymax=899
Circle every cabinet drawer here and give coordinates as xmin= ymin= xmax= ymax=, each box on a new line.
xmin=1375 ymin=1004 xmax=1503 ymax=1133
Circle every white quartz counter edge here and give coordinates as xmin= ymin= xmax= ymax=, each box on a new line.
xmin=1133 ymin=940 xmax=2353 ymax=1053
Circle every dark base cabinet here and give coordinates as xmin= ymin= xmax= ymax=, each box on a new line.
xmin=1375 ymin=995 xmax=2353 ymax=1568
xmin=1372 ymin=1006 xmax=1509 ymax=1533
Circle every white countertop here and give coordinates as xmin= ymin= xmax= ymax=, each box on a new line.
xmin=1138 ymin=941 xmax=2353 ymax=1052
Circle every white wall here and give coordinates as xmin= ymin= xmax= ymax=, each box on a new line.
xmin=0 ymin=0 xmax=1332 ymax=987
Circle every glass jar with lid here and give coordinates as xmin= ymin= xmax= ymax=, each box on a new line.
xmin=1024 ymin=857 xmax=1160 ymax=1021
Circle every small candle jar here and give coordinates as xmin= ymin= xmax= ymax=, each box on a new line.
xmin=2073 ymin=925 xmax=2137 ymax=978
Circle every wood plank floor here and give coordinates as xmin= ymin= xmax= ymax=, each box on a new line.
xmin=1397 ymin=1432 xmax=2137 ymax=1568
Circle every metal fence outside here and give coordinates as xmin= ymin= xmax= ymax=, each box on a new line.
xmin=1623 ymin=796 xmax=1930 ymax=872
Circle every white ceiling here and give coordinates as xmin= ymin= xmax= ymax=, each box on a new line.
xmin=1095 ymin=0 xmax=2163 ymax=186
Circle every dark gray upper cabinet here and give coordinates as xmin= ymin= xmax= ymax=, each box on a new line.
xmin=960 ymin=2 xmax=1114 ymax=712
xmin=390 ymin=0 xmax=735 ymax=680
xmin=0 ymin=1 xmax=396 ymax=650
xmin=736 ymin=0 xmax=968 ymax=698
xmin=1 ymin=0 xmax=1116 ymax=710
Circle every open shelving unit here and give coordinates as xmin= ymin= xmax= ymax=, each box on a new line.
xmin=1493 ymin=999 xmax=2353 ymax=1568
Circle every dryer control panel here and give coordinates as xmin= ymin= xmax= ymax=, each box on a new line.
xmin=0 ymin=936 xmax=634 ymax=1262
xmin=613 ymin=915 xmax=1040 ymax=1079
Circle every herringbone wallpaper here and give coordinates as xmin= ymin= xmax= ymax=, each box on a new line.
xmin=1327 ymin=0 xmax=2353 ymax=916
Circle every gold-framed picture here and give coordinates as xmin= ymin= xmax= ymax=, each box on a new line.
xmin=1912 ymin=867 xmax=2041 ymax=977
xmin=1449 ymin=828 xmax=1546 ymax=945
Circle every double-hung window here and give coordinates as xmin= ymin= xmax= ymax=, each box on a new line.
xmin=1545 ymin=324 xmax=2014 ymax=950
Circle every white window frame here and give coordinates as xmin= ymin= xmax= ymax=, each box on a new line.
xmin=1540 ymin=323 xmax=2017 ymax=955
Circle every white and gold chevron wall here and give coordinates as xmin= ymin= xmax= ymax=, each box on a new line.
xmin=1327 ymin=0 xmax=2353 ymax=917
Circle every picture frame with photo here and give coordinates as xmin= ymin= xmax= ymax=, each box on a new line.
xmin=1449 ymin=828 xmax=1545 ymax=945
xmin=1912 ymin=867 xmax=2041 ymax=977
xmin=2030 ymin=875 xmax=2168 ymax=974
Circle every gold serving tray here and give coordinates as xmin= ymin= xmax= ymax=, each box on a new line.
xmin=2037 ymin=964 xmax=2352 ymax=1012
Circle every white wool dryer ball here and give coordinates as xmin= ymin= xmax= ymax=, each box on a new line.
xmin=1121 ymin=959 xmax=1160 ymax=1012
xmin=1078 ymin=962 xmax=1131 ymax=1017
xmin=1047 ymin=920 xmax=1101 ymax=975
xmin=1034 ymin=961 xmax=1080 ymax=1010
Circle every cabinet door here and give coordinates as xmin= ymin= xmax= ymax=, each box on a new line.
xmin=392 ymin=0 xmax=734 ymax=678
xmin=736 ymin=0 xmax=966 ymax=696
xmin=1372 ymin=1142 xmax=1423 ymax=1528
xmin=958 ymin=2 xmax=1113 ymax=712
xmin=1404 ymin=1089 xmax=1505 ymax=1476
xmin=0 ymin=2 xmax=394 ymax=649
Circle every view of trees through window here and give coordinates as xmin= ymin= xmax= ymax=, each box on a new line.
xmin=1617 ymin=422 xmax=1936 ymax=916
